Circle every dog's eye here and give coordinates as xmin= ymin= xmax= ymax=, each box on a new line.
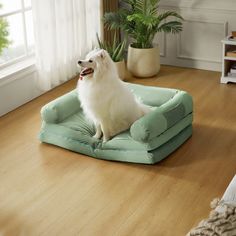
xmin=89 ymin=60 xmax=93 ymax=63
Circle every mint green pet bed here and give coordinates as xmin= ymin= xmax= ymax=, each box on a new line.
xmin=39 ymin=83 xmax=193 ymax=164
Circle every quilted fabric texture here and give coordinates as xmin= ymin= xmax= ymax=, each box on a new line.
xmin=39 ymin=83 xmax=193 ymax=164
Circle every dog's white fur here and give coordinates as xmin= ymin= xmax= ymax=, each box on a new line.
xmin=77 ymin=49 xmax=150 ymax=142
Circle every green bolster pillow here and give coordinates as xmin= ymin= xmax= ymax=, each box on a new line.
xmin=130 ymin=108 xmax=167 ymax=142
xmin=41 ymin=90 xmax=81 ymax=123
xmin=130 ymin=91 xmax=193 ymax=142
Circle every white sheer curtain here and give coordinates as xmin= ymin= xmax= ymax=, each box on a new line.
xmin=32 ymin=0 xmax=102 ymax=91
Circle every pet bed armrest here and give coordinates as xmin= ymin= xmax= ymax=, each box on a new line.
xmin=130 ymin=91 xmax=193 ymax=142
xmin=41 ymin=90 xmax=81 ymax=123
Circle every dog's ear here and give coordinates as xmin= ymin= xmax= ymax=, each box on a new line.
xmin=100 ymin=49 xmax=106 ymax=59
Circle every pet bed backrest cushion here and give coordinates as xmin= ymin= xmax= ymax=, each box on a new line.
xmin=41 ymin=90 xmax=81 ymax=123
xmin=127 ymin=83 xmax=177 ymax=106
xmin=130 ymin=91 xmax=193 ymax=142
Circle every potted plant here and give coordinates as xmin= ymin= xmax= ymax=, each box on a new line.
xmin=96 ymin=33 xmax=126 ymax=80
xmin=104 ymin=0 xmax=183 ymax=77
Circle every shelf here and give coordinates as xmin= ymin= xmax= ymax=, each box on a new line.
xmin=224 ymin=56 xmax=236 ymax=61
xmin=221 ymin=76 xmax=236 ymax=84
xmin=222 ymin=39 xmax=236 ymax=45
xmin=221 ymin=37 xmax=236 ymax=84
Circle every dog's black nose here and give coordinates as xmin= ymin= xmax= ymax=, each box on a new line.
xmin=78 ymin=60 xmax=82 ymax=64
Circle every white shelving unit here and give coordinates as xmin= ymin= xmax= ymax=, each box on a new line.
xmin=221 ymin=38 xmax=236 ymax=84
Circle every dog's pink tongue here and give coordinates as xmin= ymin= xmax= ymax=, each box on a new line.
xmin=80 ymin=67 xmax=94 ymax=77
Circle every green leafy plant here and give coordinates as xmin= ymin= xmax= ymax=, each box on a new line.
xmin=0 ymin=4 xmax=10 ymax=55
xmin=96 ymin=33 xmax=126 ymax=62
xmin=104 ymin=0 xmax=183 ymax=48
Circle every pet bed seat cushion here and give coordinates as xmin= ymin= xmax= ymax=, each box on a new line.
xmin=39 ymin=83 xmax=193 ymax=164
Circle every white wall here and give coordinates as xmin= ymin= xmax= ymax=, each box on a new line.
xmin=0 ymin=67 xmax=42 ymax=116
xmin=156 ymin=0 xmax=236 ymax=71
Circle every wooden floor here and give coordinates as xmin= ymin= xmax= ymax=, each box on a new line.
xmin=0 ymin=65 xmax=235 ymax=236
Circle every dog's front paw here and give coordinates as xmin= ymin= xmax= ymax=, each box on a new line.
xmin=93 ymin=133 xmax=102 ymax=139
xmin=103 ymin=136 xmax=110 ymax=142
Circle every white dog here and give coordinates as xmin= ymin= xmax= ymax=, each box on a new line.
xmin=77 ymin=49 xmax=150 ymax=142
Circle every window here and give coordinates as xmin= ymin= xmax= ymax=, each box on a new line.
xmin=0 ymin=0 xmax=34 ymax=68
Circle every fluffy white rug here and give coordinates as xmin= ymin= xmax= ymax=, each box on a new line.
xmin=187 ymin=175 xmax=236 ymax=236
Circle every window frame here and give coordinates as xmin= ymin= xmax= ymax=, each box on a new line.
xmin=0 ymin=0 xmax=34 ymax=70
